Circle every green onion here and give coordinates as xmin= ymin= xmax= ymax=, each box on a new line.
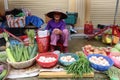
xmin=65 ymin=52 xmax=93 ymax=78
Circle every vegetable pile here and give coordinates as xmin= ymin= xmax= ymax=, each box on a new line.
xmin=6 ymin=44 xmax=38 ymax=62
xmin=89 ymin=56 xmax=110 ymax=66
xmin=111 ymin=43 xmax=120 ymax=53
xmin=26 ymin=29 xmax=36 ymax=45
xmin=65 ymin=52 xmax=93 ymax=78
xmin=0 ymin=64 xmax=7 ymax=80
xmin=83 ymin=45 xmax=111 ymax=56
xmin=105 ymin=67 xmax=120 ymax=80
xmin=112 ymin=56 xmax=120 ymax=61
xmin=38 ymin=56 xmax=56 ymax=63
xmin=0 ymin=53 xmax=7 ymax=62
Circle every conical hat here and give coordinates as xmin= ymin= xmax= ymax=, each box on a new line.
xmin=46 ymin=9 xmax=67 ymax=19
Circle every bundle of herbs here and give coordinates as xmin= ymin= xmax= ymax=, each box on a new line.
xmin=65 ymin=52 xmax=93 ymax=78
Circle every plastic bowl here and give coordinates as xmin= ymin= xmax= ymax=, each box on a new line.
xmin=87 ymin=54 xmax=114 ymax=71
xmin=36 ymin=52 xmax=58 ymax=68
xmin=109 ymin=52 xmax=120 ymax=68
xmin=59 ymin=53 xmax=79 ymax=66
xmin=7 ymin=57 xmax=36 ymax=69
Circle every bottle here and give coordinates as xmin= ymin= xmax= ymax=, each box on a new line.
xmin=84 ymin=21 xmax=89 ymax=34
xmin=88 ymin=21 xmax=93 ymax=34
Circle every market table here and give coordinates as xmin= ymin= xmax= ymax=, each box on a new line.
xmin=39 ymin=71 xmax=94 ymax=78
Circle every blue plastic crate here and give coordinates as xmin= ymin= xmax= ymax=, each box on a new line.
xmin=64 ymin=12 xmax=78 ymax=25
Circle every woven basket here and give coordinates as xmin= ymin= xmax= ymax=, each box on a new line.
xmin=7 ymin=57 xmax=36 ymax=69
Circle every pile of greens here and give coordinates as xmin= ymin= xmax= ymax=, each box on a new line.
xmin=6 ymin=44 xmax=38 ymax=62
xmin=105 ymin=66 xmax=120 ymax=80
xmin=65 ymin=52 xmax=93 ymax=78
xmin=0 ymin=52 xmax=7 ymax=62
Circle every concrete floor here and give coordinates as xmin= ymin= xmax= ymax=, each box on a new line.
xmin=8 ymin=38 xmax=110 ymax=80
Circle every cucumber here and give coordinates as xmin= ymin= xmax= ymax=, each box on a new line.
xmin=0 ymin=69 xmax=7 ymax=80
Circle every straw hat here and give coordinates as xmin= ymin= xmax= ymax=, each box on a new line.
xmin=46 ymin=9 xmax=67 ymax=19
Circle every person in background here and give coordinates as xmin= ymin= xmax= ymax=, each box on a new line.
xmin=45 ymin=9 xmax=69 ymax=53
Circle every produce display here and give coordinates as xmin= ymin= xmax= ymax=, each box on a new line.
xmin=89 ymin=56 xmax=110 ymax=66
xmin=36 ymin=52 xmax=58 ymax=68
xmin=109 ymin=52 xmax=120 ymax=68
xmin=0 ymin=63 xmax=8 ymax=80
xmin=60 ymin=55 xmax=76 ymax=62
xmin=0 ymin=52 xmax=7 ymax=62
xmin=0 ymin=65 xmax=7 ymax=80
xmin=88 ymin=54 xmax=114 ymax=71
xmin=111 ymin=43 xmax=120 ymax=53
xmin=6 ymin=44 xmax=38 ymax=62
xmin=102 ymin=28 xmax=119 ymax=44
xmin=1 ymin=30 xmax=120 ymax=78
xmin=112 ymin=56 xmax=120 ymax=61
xmin=83 ymin=45 xmax=111 ymax=56
xmin=59 ymin=53 xmax=79 ymax=66
xmin=105 ymin=67 xmax=120 ymax=80
xmin=38 ymin=56 xmax=57 ymax=63
xmin=26 ymin=29 xmax=36 ymax=45
xmin=65 ymin=52 xmax=93 ymax=78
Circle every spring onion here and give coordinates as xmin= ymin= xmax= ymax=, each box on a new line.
xmin=65 ymin=52 xmax=93 ymax=78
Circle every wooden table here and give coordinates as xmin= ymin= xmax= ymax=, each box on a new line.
xmin=39 ymin=71 xmax=94 ymax=78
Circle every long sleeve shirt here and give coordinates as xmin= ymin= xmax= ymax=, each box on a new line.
xmin=45 ymin=19 xmax=66 ymax=32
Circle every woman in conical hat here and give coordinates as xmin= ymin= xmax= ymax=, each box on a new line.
xmin=45 ymin=9 xmax=69 ymax=53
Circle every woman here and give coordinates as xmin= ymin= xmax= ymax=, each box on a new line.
xmin=46 ymin=9 xmax=69 ymax=52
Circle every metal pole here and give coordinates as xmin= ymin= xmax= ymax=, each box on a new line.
xmin=114 ymin=0 xmax=119 ymax=25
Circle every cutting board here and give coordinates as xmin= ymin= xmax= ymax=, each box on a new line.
xmin=39 ymin=71 xmax=94 ymax=78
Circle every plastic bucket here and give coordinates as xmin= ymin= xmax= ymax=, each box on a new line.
xmin=36 ymin=36 xmax=49 ymax=53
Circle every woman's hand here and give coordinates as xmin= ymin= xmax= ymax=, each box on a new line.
xmin=53 ymin=29 xmax=62 ymax=35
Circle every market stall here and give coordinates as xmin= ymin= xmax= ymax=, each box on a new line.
xmin=0 ymin=1 xmax=120 ymax=80
xmin=1 ymin=30 xmax=120 ymax=80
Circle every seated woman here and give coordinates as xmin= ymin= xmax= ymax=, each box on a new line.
xmin=45 ymin=9 xmax=69 ymax=52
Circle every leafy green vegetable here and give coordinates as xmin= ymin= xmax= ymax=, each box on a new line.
xmin=26 ymin=29 xmax=35 ymax=45
xmin=65 ymin=52 xmax=93 ymax=78
xmin=6 ymin=48 xmax=16 ymax=62
xmin=30 ymin=44 xmax=38 ymax=59
xmin=105 ymin=66 xmax=120 ymax=80
xmin=2 ymin=32 xmax=9 ymax=42
xmin=0 ymin=69 xmax=7 ymax=80
xmin=8 ymin=44 xmax=38 ymax=62
xmin=0 ymin=53 xmax=7 ymax=62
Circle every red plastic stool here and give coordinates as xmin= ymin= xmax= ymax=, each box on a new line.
xmin=57 ymin=42 xmax=64 ymax=52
